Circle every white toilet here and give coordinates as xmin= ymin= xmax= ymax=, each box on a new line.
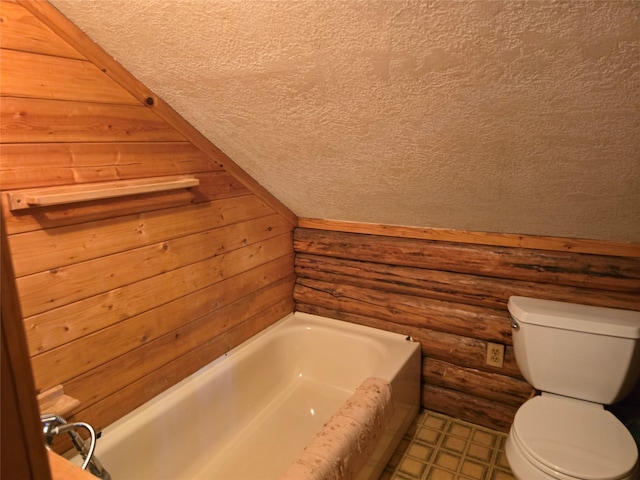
xmin=505 ymin=296 xmax=640 ymax=480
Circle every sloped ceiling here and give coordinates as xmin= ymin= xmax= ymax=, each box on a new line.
xmin=50 ymin=0 xmax=640 ymax=242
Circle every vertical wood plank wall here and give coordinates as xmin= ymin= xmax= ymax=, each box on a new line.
xmin=293 ymin=226 xmax=640 ymax=431
xmin=0 ymin=0 xmax=296 ymax=443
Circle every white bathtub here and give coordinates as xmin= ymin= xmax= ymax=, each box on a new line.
xmin=70 ymin=312 xmax=421 ymax=479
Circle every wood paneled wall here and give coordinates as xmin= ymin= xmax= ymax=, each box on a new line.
xmin=0 ymin=0 xmax=296 ymax=447
xmin=293 ymin=225 xmax=640 ymax=432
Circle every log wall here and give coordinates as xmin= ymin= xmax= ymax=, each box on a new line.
xmin=0 ymin=0 xmax=296 ymax=447
xmin=293 ymin=225 xmax=640 ymax=431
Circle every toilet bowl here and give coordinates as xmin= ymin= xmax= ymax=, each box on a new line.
xmin=506 ymin=394 xmax=638 ymax=480
xmin=505 ymin=297 xmax=640 ymax=480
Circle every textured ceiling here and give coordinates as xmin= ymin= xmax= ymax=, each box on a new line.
xmin=51 ymin=0 xmax=640 ymax=242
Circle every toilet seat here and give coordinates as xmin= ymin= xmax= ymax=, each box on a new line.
xmin=511 ymin=395 xmax=638 ymax=480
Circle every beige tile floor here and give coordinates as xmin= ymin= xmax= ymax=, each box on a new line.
xmin=381 ymin=410 xmax=515 ymax=480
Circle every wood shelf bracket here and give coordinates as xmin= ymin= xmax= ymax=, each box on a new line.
xmin=37 ymin=385 xmax=80 ymax=418
xmin=7 ymin=175 xmax=200 ymax=211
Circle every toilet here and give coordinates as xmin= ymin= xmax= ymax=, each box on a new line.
xmin=505 ymin=296 xmax=640 ymax=480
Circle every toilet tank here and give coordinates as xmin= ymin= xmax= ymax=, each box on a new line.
xmin=508 ymin=296 xmax=640 ymax=405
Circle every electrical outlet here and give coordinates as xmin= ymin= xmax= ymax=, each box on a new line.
xmin=486 ymin=342 xmax=505 ymax=368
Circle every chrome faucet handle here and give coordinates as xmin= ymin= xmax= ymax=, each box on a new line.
xmin=40 ymin=413 xmax=64 ymax=446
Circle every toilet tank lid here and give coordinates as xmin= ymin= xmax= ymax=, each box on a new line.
xmin=508 ymin=296 xmax=640 ymax=339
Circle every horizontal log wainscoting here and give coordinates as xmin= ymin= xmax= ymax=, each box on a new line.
xmin=293 ymin=224 xmax=640 ymax=432
xmin=0 ymin=0 xmax=296 ymax=461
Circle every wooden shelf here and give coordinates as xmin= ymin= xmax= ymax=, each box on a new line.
xmin=8 ymin=175 xmax=199 ymax=211
xmin=37 ymin=385 xmax=80 ymax=417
